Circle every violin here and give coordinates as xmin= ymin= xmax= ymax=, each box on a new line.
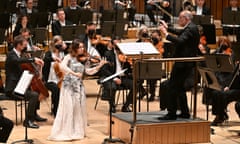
xmin=77 ymin=48 xmax=101 ymax=64
xmin=91 ymin=35 xmax=111 ymax=46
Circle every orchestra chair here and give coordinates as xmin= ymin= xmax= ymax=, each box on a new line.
xmin=0 ymin=93 xmax=24 ymax=125
xmin=94 ymin=83 xmax=127 ymax=110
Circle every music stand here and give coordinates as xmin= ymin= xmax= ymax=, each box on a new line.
xmin=198 ymin=66 xmax=222 ymax=91
xmin=101 ymin=21 xmax=115 ymax=37
xmin=32 ymin=28 xmax=48 ymax=44
xmin=222 ymin=9 xmax=235 ymax=25
xmin=28 ymin=13 xmax=38 ymax=28
xmin=65 ymin=9 xmax=81 ymax=25
xmin=204 ymin=54 xmax=235 ymax=73
xmin=192 ymin=15 xmax=211 ymax=25
xmin=100 ymin=69 xmax=127 ymax=144
xmin=61 ymin=26 xmax=83 ymax=41
xmin=12 ymin=71 xmax=34 ymax=144
xmin=0 ymin=13 xmax=10 ymax=29
xmin=79 ymin=9 xmax=93 ymax=24
xmin=201 ymin=24 xmax=216 ymax=44
xmin=101 ymin=10 xmax=115 ymax=22
xmin=37 ymin=12 xmax=50 ymax=27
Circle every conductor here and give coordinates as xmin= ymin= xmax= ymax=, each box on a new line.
xmin=159 ymin=10 xmax=200 ymax=120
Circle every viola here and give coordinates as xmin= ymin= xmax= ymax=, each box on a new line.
xmin=53 ymin=62 xmax=64 ymax=88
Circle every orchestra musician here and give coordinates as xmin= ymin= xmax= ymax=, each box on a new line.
xmin=5 ymin=35 xmax=46 ymax=129
xmin=147 ymin=30 xmax=164 ymax=102
xmin=20 ymin=28 xmax=40 ymax=51
xmin=64 ymin=0 xmax=82 ymax=25
xmin=192 ymin=0 xmax=211 ymax=15
xmin=52 ymin=8 xmax=73 ymax=36
xmin=159 ymin=10 xmax=200 ymax=120
xmin=222 ymin=0 xmax=240 ymax=42
xmin=100 ymin=37 xmax=133 ymax=113
xmin=13 ymin=14 xmax=32 ymax=38
xmin=113 ymin=0 xmax=136 ymax=27
xmin=0 ymin=106 xmax=14 ymax=143
xmin=204 ymin=36 xmax=240 ymax=126
xmin=145 ymin=0 xmax=171 ymax=25
xmin=78 ymin=22 xmax=101 ymax=58
xmin=19 ymin=0 xmax=38 ymax=16
xmin=42 ymin=35 xmax=67 ymax=117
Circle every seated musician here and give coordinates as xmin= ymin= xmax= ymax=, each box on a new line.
xmin=100 ymin=37 xmax=133 ymax=113
xmin=145 ymin=0 xmax=171 ymax=26
xmin=204 ymin=37 xmax=240 ymax=126
xmin=64 ymin=0 xmax=82 ymax=25
xmin=192 ymin=0 xmax=211 ymax=15
xmin=20 ymin=28 xmax=40 ymax=51
xmin=222 ymin=0 xmax=240 ymax=42
xmin=5 ymin=35 xmax=46 ymax=129
xmin=0 ymin=106 xmax=14 ymax=143
xmin=113 ymin=0 xmax=136 ymax=27
xmin=147 ymin=30 xmax=164 ymax=102
xmin=19 ymin=0 xmax=38 ymax=16
xmin=13 ymin=15 xmax=32 ymax=38
xmin=52 ymin=8 xmax=73 ymax=36
xmin=42 ymin=35 xmax=67 ymax=117
xmin=78 ymin=22 xmax=101 ymax=58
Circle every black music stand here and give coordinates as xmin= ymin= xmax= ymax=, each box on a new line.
xmin=79 ymin=9 xmax=93 ymax=25
xmin=204 ymin=54 xmax=235 ymax=73
xmin=11 ymin=71 xmax=34 ymax=144
xmin=192 ymin=15 xmax=211 ymax=25
xmin=61 ymin=25 xmax=85 ymax=41
xmin=135 ymin=59 xmax=163 ymax=112
xmin=65 ymin=9 xmax=81 ymax=25
xmin=32 ymin=28 xmax=48 ymax=44
xmin=101 ymin=21 xmax=115 ymax=37
xmin=37 ymin=12 xmax=50 ymax=27
xmin=222 ymin=9 xmax=240 ymax=42
xmin=100 ymin=69 xmax=127 ymax=144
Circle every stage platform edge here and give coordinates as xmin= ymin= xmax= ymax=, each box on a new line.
xmin=111 ymin=111 xmax=211 ymax=144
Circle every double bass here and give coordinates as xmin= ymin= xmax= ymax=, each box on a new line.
xmin=21 ymin=54 xmax=49 ymax=101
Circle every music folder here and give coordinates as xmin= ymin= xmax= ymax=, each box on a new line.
xmin=14 ymin=70 xmax=34 ymax=96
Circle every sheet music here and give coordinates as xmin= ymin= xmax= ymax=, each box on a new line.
xmin=117 ymin=42 xmax=159 ymax=55
xmin=14 ymin=70 xmax=34 ymax=95
xmin=100 ymin=69 xmax=127 ymax=83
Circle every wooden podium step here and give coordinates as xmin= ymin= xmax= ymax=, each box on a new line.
xmin=111 ymin=111 xmax=211 ymax=144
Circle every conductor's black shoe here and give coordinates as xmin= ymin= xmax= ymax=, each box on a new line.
xmin=177 ymin=113 xmax=190 ymax=119
xmin=23 ymin=120 xmax=39 ymax=129
xmin=158 ymin=114 xmax=177 ymax=120
xmin=35 ymin=114 xmax=47 ymax=122
xmin=121 ymin=106 xmax=131 ymax=112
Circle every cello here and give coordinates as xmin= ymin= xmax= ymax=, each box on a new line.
xmin=21 ymin=54 xmax=49 ymax=101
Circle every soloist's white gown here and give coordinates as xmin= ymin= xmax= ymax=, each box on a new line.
xmin=48 ymin=54 xmax=88 ymax=141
